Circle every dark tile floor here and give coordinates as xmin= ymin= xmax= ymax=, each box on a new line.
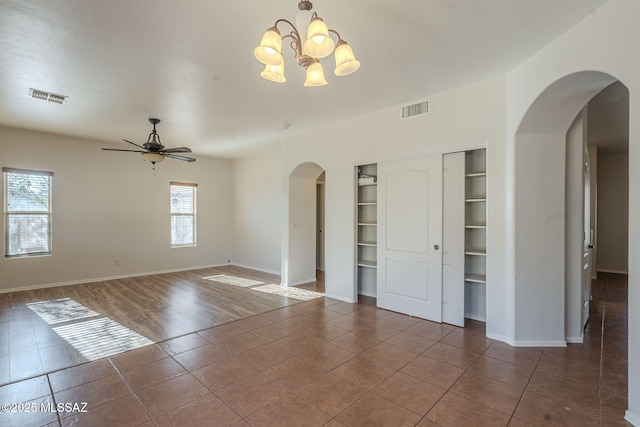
xmin=0 ymin=272 xmax=630 ymax=426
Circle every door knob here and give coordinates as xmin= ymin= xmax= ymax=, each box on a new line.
xmin=434 ymin=244 xmax=440 ymax=250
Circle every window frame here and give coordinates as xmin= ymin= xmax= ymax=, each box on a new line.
xmin=3 ymin=167 xmax=53 ymax=258
xmin=170 ymin=181 xmax=197 ymax=248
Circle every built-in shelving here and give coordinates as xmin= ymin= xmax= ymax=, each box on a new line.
xmin=356 ymin=164 xmax=378 ymax=298
xmin=464 ymin=149 xmax=487 ymax=319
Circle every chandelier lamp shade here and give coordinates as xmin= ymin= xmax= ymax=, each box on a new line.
xmin=254 ymin=0 xmax=360 ymax=86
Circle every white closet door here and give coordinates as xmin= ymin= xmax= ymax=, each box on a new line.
xmin=377 ymin=154 xmax=443 ymax=322
xmin=582 ymin=147 xmax=592 ymax=328
xmin=442 ymin=152 xmax=465 ymax=326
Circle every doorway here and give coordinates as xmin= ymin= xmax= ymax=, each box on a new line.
xmin=513 ymin=71 xmax=630 ymax=346
xmin=283 ymin=162 xmax=326 ymax=290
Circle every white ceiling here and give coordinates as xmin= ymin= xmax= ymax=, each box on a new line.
xmin=0 ymin=0 xmax=610 ymax=159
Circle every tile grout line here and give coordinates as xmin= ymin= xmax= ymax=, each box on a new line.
xmin=505 ymin=344 xmax=545 ymax=425
xmin=412 ymin=332 xmax=503 ymax=425
xmin=106 ymin=357 xmax=159 ymax=427
xmin=281 ymin=312 xmax=426 ymax=424
xmin=597 ymin=273 xmax=608 ymax=427
xmin=167 ymin=349 xmax=247 ymax=423
xmin=45 ymin=372 xmax=62 ymax=427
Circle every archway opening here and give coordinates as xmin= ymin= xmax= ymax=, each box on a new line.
xmin=513 ymin=71 xmax=628 ymax=345
xmin=284 ymin=162 xmax=326 ymax=292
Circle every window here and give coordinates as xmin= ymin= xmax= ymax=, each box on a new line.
xmin=3 ymin=167 xmax=53 ymax=258
xmin=170 ymin=182 xmax=196 ymax=247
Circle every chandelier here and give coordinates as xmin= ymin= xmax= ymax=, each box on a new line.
xmin=253 ymin=0 xmax=360 ymax=87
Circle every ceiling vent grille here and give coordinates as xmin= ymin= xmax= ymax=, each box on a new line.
xmin=28 ymin=88 xmax=68 ymax=104
xmin=402 ymin=100 xmax=429 ymax=118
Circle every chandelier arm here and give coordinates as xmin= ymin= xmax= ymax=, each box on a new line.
xmin=274 ymin=19 xmax=303 ymax=56
xmin=328 ymin=29 xmax=342 ymax=42
xmin=281 ymin=35 xmax=301 ymax=59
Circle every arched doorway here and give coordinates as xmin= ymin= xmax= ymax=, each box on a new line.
xmin=282 ymin=162 xmax=326 ymax=289
xmin=512 ymin=71 xmax=628 ymax=345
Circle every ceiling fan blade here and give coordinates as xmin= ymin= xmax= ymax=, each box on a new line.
xmin=165 ymin=153 xmax=196 ymax=162
xmin=123 ymin=139 xmax=146 ymax=149
xmin=163 ymin=147 xmax=192 ymax=153
xmin=102 ymin=148 xmax=146 ymax=153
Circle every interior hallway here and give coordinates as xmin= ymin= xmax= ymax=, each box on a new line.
xmin=0 ymin=270 xmax=630 ymax=426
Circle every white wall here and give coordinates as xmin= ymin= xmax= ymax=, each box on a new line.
xmin=514 ymin=132 xmax=567 ymax=346
xmin=281 ymin=75 xmax=508 ymax=333
xmin=589 ymin=146 xmax=598 ymax=279
xmin=506 ymin=0 xmax=640 ymax=422
xmin=232 ymin=144 xmax=282 ymax=274
xmin=287 ymin=174 xmax=318 ymax=286
xmin=0 ymin=126 xmax=234 ymax=292
xmin=597 ymin=152 xmax=629 ymax=273
xmin=565 ymin=110 xmax=587 ymax=343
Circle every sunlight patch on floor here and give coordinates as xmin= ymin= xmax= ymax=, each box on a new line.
xmin=252 ymin=284 xmax=323 ymax=301
xmin=203 ymin=274 xmax=265 ymax=287
xmin=27 ymin=298 xmax=99 ymax=324
xmin=26 ymin=298 xmax=153 ymax=361
xmin=53 ymin=317 xmax=153 ymax=360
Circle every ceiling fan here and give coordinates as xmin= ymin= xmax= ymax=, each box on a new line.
xmin=102 ymin=118 xmax=196 ymax=164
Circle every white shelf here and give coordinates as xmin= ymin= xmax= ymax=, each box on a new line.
xmin=465 ymin=274 xmax=487 ymax=284
xmin=357 ymin=163 xmax=378 ymax=297
xmin=463 ymin=149 xmax=487 ymax=321
xmin=358 ymin=177 xmax=377 ymax=186
xmin=465 ymin=249 xmax=487 ymax=256
xmin=358 ymin=260 xmax=377 ymax=269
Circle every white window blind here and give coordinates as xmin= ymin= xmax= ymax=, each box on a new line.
xmin=170 ymin=182 xmax=196 ymax=247
xmin=3 ymin=167 xmax=53 ymax=258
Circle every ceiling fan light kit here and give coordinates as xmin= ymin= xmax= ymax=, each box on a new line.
xmin=254 ymin=0 xmax=360 ymax=86
xmin=102 ymin=118 xmax=196 ymax=167
xmin=141 ymin=152 xmax=165 ymax=163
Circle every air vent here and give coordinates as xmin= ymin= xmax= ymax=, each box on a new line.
xmin=28 ymin=88 xmax=68 ymax=104
xmin=402 ymin=100 xmax=429 ymax=118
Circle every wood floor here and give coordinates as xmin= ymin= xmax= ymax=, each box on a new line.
xmin=0 ymin=265 xmax=324 ymax=385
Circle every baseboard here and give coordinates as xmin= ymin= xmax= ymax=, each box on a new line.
xmin=565 ymin=335 xmax=584 ymax=344
xmin=358 ymin=290 xmax=376 ymax=298
xmin=625 ymin=410 xmax=640 ymax=426
xmin=0 ymin=263 xmax=229 ymax=294
xmin=487 ymin=334 xmax=578 ymax=347
xmin=324 ymin=293 xmax=356 ymax=303
xmin=229 ymin=263 xmax=281 ymax=276
xmin=282 ymin=277 xmax=318 ymax=287
xmin=485 ymin=332 xmax=515 ymax=346
xmin=464 ymin=313 xmax=486 ymax=322
xmin=512 ymin=339 xmax=567 ymax=347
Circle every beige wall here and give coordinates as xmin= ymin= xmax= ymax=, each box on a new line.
xmin=232 ymin=144 xmax=282 ymax=274
xmin=0 ymin=126 xmax=234 ymax=291
xmin=597 ymin=152 xmax=629 ymax=273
